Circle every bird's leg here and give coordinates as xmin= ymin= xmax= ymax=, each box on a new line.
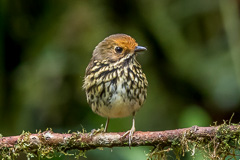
xmin=123 ymin=113 xmax=136 ymax=146
xmin=104 ymin=117 xmax=109 ymax=132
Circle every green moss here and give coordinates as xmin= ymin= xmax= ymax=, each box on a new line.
xmin=147 ymin=123 xmax=240 ymax=160
xmin=0 ymin=129 xmax=88 ymax=159
xmin=75 ymin=150 xmax=87 ymax=159
xmin=2 ymin=123 xmax=240 ymax=159
xmin=123 ymin=142 xmax=129 ymax=145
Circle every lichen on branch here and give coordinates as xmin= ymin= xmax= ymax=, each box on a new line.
xmin=1 ymin=124 xmax=240 ymax=159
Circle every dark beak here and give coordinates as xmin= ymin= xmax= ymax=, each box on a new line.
xmin=134 ymin=46 xmax=147 ymax=53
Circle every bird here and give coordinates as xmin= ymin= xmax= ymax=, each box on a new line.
xmin=83 ymin=34 xmax=148 ymax=145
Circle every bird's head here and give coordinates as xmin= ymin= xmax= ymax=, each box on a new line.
xmin=92 ymin=34 xmax=147 ymax=62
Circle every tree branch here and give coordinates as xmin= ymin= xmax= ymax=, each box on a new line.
xmin=1 ymin=124 xmax=240 ymax=158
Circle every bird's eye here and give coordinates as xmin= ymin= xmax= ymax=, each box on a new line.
xmin=115 ymin=47 xmax=123 ymax=54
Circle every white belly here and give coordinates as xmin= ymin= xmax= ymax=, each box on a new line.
xmin=92 ymin=80 xmax=142 ymax=118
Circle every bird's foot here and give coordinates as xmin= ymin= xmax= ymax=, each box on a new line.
xmin=122 ymin=125 xmax=135 ymax=148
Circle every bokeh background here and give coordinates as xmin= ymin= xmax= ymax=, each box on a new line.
xmin=1 ymin=0 xmax=240 ymax=159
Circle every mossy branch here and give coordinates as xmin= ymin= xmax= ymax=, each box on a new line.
xmin=1 ymin=124 xmax=240 ymax=159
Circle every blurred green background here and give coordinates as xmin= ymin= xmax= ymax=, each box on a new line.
xmin=1 ymin=0 xmax=240 ymax=159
